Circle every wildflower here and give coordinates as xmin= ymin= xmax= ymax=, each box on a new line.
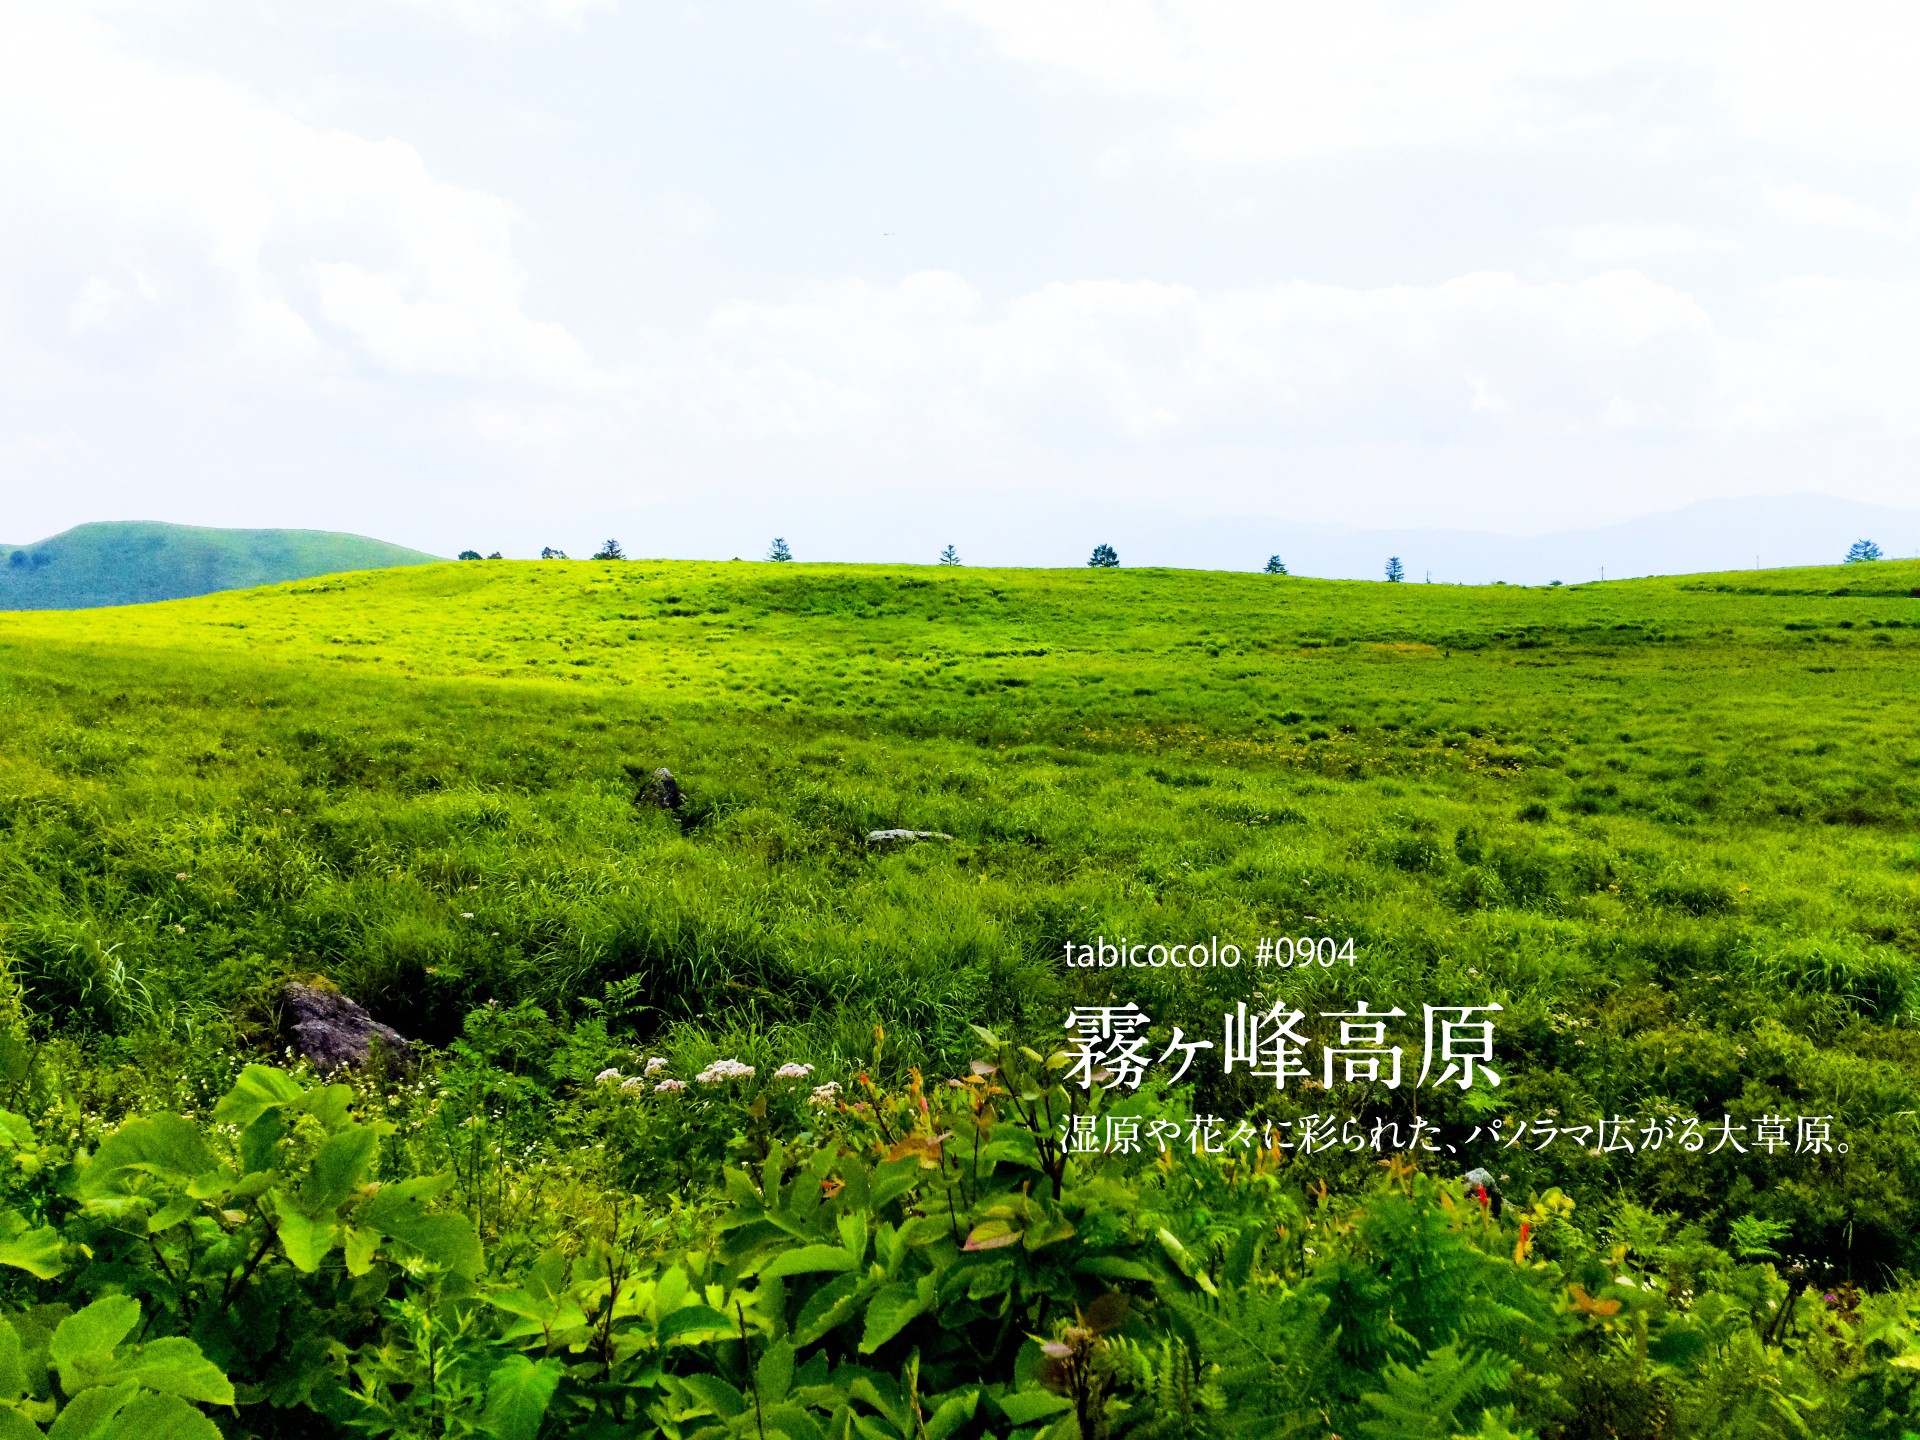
xmin=808 ymin=1082 xmax=842 ymax=1107
xmin=774 ymin=1062 xmax=814 ymax=1080
xmin=619 ymin=1077 xmax=647 ymax=1093
xmin=696 ymin=1059 xmax=755 ymax=1084
xmin=595 ymin=1068 xmax=622 ymax=1084
xmin=644 ymin=1057 xmax=670 ymax=1075
xmin=175 ymin=872 xmax=189 ymax=880
xmin=460 ymin=912 xmax=475 ymax=919
xmin=655 ymin=1078 xmax=687 ymax=1094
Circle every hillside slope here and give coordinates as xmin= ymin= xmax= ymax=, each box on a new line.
xmin=0 ymin=557 xmax=1917 ymax=1274
xmin=0 ymin=520 xmax=439 ymax=609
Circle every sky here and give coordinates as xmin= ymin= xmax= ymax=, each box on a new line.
xmin=5 ymin=1 xmax=1920 ymax=566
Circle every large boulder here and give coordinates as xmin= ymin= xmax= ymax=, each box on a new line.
xmin=281 ymin=982 xmax=411 ymax=1072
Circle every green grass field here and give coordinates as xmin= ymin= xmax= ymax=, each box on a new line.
xmin=0 ymin=557 xmax=1916 ymax=1437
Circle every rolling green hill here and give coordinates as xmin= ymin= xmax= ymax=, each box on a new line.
xmin=0 ymin=557 xmax=1916 ymax=1435
xmin=0 ymin=520 xmax=439 ymax=609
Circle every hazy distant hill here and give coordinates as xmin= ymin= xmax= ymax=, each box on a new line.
xmin=0 ymin=522 xmax=441 ymax=610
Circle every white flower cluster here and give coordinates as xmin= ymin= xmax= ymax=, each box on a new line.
xmin=654 ymin=1078 xmax=688 ymax=1094
xmin=696 ymin=1059 xmax=755 ymax=1084
xmin=645 ymin=1057 xmax=671 ymax=1075
xmin=619 ymin=1077 xmax=647 ymax=1093
xmin=774 ymin=1062 xmax=814 ymax=1080
xmin=595 ymin=1068 xmax=622 ymax=1084
xmin=808 ymin=1081 xmax=841 ymax=1107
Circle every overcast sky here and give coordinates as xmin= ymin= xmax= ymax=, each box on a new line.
xmin=6 ymin=2 xmax=1920 ymax=562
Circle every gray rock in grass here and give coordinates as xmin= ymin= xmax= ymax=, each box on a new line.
xmin=640 ymin=767 xmax=683 ymax=812
xmin=867 ymin=829 xmax=955 ymax=844
xmin=281 ymin=982 xmax=411 ymax=1073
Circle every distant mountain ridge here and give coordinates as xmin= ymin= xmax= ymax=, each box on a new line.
xmin=0 ymin=522 xmax=440 ymax=610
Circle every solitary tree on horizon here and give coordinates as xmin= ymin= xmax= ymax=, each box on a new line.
xmin=939 ymin=544 xmax=961 ymax=566
xmin=592 ymin=538 xmax=626 ymax=561
xmin=1264 ymin=554 xmax=1288 ymax=575
xmin=1088 ymin=543 xmax=1119 ymax=568
xmin=767 ymin=537 xmax=793 ymax=562
xmin=540 ymin=546 xmax=568 ymax=560
xmin=458 ymin=550 xmax=482 ymax=561
xmin=1385 ymin=556 xmax=1406 ymax=583
xmin=1846 ymin=538 xmax=1884 ymax=563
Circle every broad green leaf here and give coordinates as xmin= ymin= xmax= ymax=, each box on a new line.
xmin=836 ymin=1213 xmax=868 ymax=1267
xmin=656 ymin=1305 xmax=737 ymax=1346
xmin=676 ymin=1373 xmax=747 ymax=1420
xmin=848 ymin=1376 xmax=908 ymax=1430
xmin=766 ymin=1403 xmax=826 ymax=1440
xmin=1073 ymin=1256 xmax=1158 ymax=1283
xmin=962 ymin=1220 xmax=1022 ymax=1252
xmin=146 ymin=1197 xmax=195 ymax=1235
xmin=299 ymin=1125 xmax=377 ymax=1215
xmin=238 ymin=1113 xmax=283 ymax=1177
xmin=97 ymin=1390 xmax=222 ymax=1440
xmin=793 ymin=1274 xmax=872 ymax=1346
xmin=210 ymin=1066 xmax=304 ymax=1129
xmin=760 ymin=1245 xmax=857 ymax=1280
xmin=0 ymin=1317 xmax=26 ymax=1400
xmin=364 ymin=1178 xmax=481 ymax=1278
xmin=995 ymin=1390 xmax=1074 ymax=1424
xmin=272 ymin=1200 xmax=337 ymax=1274
xmin=922 ymin=1389 xmax=978 ymax=1440
xmin=343 ymin=1226 xmax=380 ymax=1278
xmin=98 ymin=1338 xmax=233 ymax=1405
xmin=654 ymin=1265 xmax=689 ymax=1316
xmin=45 ymin=1379 xmax=136 ymax=1440
xmin=295 ymin=1085 xmax=354 ymax=1135
xmin=76 ymin=1118 xmax=215 ymax=1198
xmin=757 ymin=1338 xmax=795 ymax=1406
xmin=0 ymin=1217 xmax=63 ymax=1280
xmin=867 ymin=1159 xmax=922 ymax=1212
xmin=51 ymin=1297 xmax=140 ymax=1375
xmin=0 ymin=1408 xmax=40 ymax=1440
xmin=858 ymin=1283 xmax=926 ymax=1354
xmin=481 ymin=1354 xmax=561 ymax=1440
xmin=0 ymin=1113 xmax=35 ymax=1149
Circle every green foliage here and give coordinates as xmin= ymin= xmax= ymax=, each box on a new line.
xmin=0 ymin=556 xmax=1916 ymax=1434
xmin=0 ymin=522 xmax=435 ymax=611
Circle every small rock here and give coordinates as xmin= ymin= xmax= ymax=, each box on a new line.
xmin=281 ymin=982 xmax=411 ymax=1073
xmin=1462 ymin=1166 xmax=1502 ymax=1216
xmin=867 ymin=829 xmax=955 ymax=844
xmin=637 ymin=767 xmax=683 ymax=812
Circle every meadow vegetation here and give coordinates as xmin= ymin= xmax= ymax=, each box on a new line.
xmin=0 ymin=556 xmax=1915 ymax=1437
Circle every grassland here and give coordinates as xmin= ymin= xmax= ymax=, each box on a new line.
xmin=0 ymin=557 xmax=1917 ymax=1270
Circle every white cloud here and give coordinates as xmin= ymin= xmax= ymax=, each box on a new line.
xmin=659 ymin=192 xmax=716 ymax=241
xmin=0 ymin=5 xmax=596 ymax=388
xmin=1565 ymin=223 xmax=1732 ymax=262
xmin=1762 ymin=184 xmax=1913 ymax=235
xmin=931 ymin=1 xmax=1920 ymax=168
xmin=383 ymin=0 xmax=614 ymax=38
xmin=671 ymin=268 xmax=1734 ymax=443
